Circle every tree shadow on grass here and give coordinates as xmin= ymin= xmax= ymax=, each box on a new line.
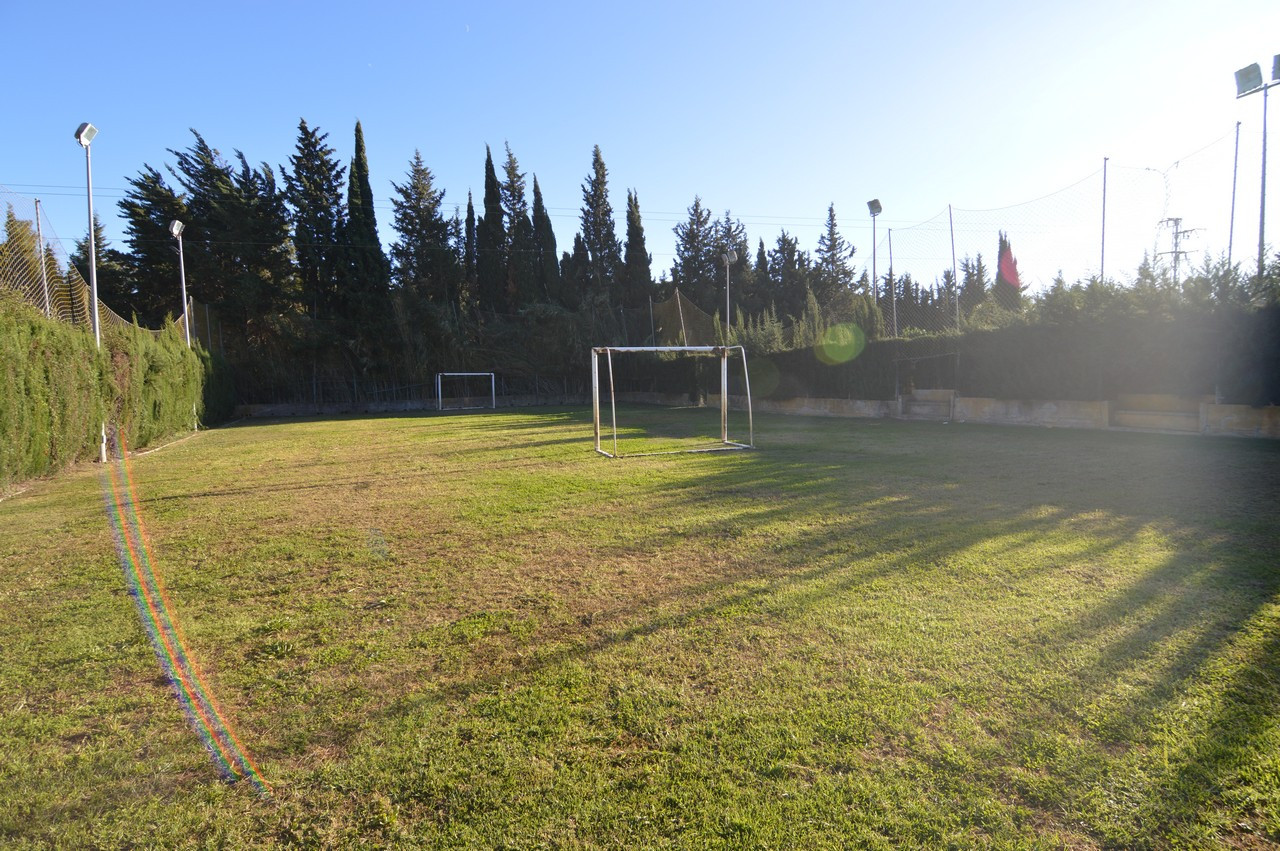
xmin=346 ymin=415 xmax=1280 ymax=844
xmin=33 ymin=407 xmax=1277 ymax=844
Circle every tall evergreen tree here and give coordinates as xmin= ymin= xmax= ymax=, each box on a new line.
xmin=743 ymin=237 xmax=770 ymax=316
xmin=768 ymin=230 xmax=814 ymax=320
xmin=501 ymin=143 xmax=536 ymax=308
xmin=994 ymin=231 xmax=1023 ymax=312
xmin=579 ymin=145 xmax=621 ymax=302
xmin=346 ymin=121 xmax=392 ymax=335
xmin=284 ymin=119 xmax=348 ymax=323
xmin=712 ymin=211 xmax=749 ymax=324
xmin=464 ymin=191 xmax=477 ymax=297
xmin=814 ymin=204 xmax=856 ymax=307
xmin=621 ymin=190 xmax=653 ymax=309
xmin=389 ymin=150 xmax=458 ymax=306
xmin=560 ymin=234 xmax=591 ymax=309
xmin=671 ymin=196 xmax=717 ymax=310
xmin=475 ymin=146 xmax=506 ymax=312
xmin=122 ymin=132 xmax=295 ymax=339
xmin=68 ymin=211 xmax=137 ymax=322
xmin=531 ymin=177 xmax=561 ymax=304
xmin=960 ymin=253 xmax=989 ymax=317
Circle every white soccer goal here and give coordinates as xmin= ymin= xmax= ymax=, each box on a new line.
xmin=436 ymin=372 xmax=496 ymax=411
xmin=591 ymin=346 xmax=754 ymax=458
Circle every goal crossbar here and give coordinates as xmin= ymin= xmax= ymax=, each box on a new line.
xmin=591 ymin=345 xmax=754 ymax=458
xmin=436 ymin=372 xmax=496 ymax=411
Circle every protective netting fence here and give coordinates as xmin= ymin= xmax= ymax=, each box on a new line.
xmin=0 ymin=186 xmax=168 ymax=338
xmin=872 ymin=131 xmax=1249 ymax=335
xmin=636 ymin=289 xmax=721 ymax=347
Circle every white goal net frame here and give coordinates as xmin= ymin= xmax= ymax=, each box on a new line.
xmin=436 ymin=372 xmax=496 ymax=411
xmin=591 ymin=345 xmax=754 ymax=458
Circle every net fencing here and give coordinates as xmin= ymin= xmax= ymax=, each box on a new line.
xmin=0 ymin=185 xmax=166 ymax=338
xmin=870 ymin=132 xmax=1247 ymax=325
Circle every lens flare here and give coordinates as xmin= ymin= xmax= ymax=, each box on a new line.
xmin=816 ymin=323 xmax=867 ymax=365
xmin=101 ymin=432 xmax=269 ymax=795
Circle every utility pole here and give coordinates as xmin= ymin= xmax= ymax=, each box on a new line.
xmin=1158 ymin=217 xmax=1197 ymax=289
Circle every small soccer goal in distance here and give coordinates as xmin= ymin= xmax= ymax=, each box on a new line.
xmin=591 ymin=346 xmax=754 ymax=458
xmin=436 ymin=372 xmax=496 ymax=411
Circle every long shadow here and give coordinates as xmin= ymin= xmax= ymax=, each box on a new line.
xmin=59 ymin=406 xmax=1279 ymax=842
xmin=339 ymin=412 xmax=1279 ymax=842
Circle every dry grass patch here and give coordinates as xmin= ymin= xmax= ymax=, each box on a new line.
xmin=1 ymin=407 xmax=1277 ymax=847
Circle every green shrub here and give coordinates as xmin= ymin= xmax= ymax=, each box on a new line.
xmin=0 ymin=296 xmax=230 ymax=487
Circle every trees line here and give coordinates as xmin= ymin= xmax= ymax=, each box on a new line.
xmin=3 ymin=118 xmax=1278 ymax=402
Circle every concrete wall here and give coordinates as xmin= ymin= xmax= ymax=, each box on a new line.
xmin=235 ymin=390 xmax=1279 ymax=441
xmin=1201 ymin=403 xmax=1280 ymax=438
xmin=953 ymin=397 xmax=1111 ymax=430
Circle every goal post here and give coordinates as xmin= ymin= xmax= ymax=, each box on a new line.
xmin=591 ymin=345 xmax=754 ymax=458
xmin=436 ymin=372 xmax=496 ymax=411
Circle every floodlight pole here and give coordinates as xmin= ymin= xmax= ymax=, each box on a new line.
xmin=867 ymin=199 xmax=881 ymax=303
xmin=1236 ymin=56 xmax=1279 ymax=289
xmin=75 ymin=123 xmax=100 ymax=347
xmin=1100 ymin=157 xmax=1108 ymax=283
xmin=76 ymin=122 xmax=106 ymax=464
xmin=170 ymin=221 xmax=191 ymax=347
xmin=1230 ymin=121 xmax=1241 ymax=269
xmin=721 ymin=248 xmax=737 ymax=342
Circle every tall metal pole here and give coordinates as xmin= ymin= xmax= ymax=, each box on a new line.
xmin=1230 ymin=121 xmax=1241 ymax=269
xmin=1259 ymin=84 xmax=1269 ymax=288
xmin=76 ymin=122 xmax=105 ymax=464
xmin=1100 ymin=157 xmax=1109 ymax=282
xmin=83 ymin=144 xmax=99 ymax=346
xmin=871 ymin=214 xmax=877 ymax=302
xmin=725 ymin=256 xmax=731 ymax=339
xmin=35 ymin=199 xmax=50 ymax=318
xmin=1236 ymin=57 xmax=1278 ymax=291
xmin=172 ymin=223 xmax=191 ymax=347
xmin=948 ymin=204 xmax=959 ymax=331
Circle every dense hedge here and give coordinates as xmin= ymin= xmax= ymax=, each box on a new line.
xmin=0 ymin=295 xmax=233 ymax=487
xmin=627 ymin=309 xmax=1280 ymax=406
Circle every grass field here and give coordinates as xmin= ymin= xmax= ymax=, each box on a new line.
xmin=1 ymin=406 xmax=1278 ymax=848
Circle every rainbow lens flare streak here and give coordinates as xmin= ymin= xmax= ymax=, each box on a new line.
xmin=101 ymin=433 xmax=269 ymax=795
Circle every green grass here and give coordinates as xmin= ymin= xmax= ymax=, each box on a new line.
xmin=1 ymin=406 xmax=1277 ymax=848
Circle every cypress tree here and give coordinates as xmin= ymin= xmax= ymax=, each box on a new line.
xmin=579 ymin=145 xmax=621 ymax=303
xmin=621 ymin=189 xmax=653 ymax=309
xmin=531 ymin=177 xmax=560 ymax=303
xmin=559 ymin=234 xmax=591 ymax=310
xmin=994 ymin=231 xmax=1023 ymax=312
xmin=475 ymin=146 xmax=506 ymax=312
xmin=749 ymin=237 xmax=770 ymax=315
xmin=501 ymin=143 xmax=536 ymax=308
xmin=464 ymin=191 xmax=477 ymax=297
xmin=346 ymin=121 xmax=392 ymax=338
xmin=960 ymin=253 xmax=989 ymax=317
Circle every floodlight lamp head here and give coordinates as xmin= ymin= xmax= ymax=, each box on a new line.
xmin=75 ymin=122 xmax=98 ymax=147
xmin=867 ymin=199 xmax=882 ymax=217
xmin=1236 ymin=63 xmax=1263 ymax=97
xmin=1273 ymin=54 xmax=1280 ymax=82
xmin=169 ymin=220 xmax=185 ymax=238
xmin=724 ymin=248 xmax=738 ymax=264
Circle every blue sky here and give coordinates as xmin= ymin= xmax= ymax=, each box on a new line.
xmin=5 ymin=0 xmax=1279 ymax=293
